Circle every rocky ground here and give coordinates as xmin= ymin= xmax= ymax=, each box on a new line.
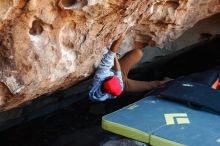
xmin=0 ymin=37 xmax=219 ymax=146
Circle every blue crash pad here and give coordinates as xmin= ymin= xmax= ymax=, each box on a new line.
xmin=102 ymin=96 xmax=220 ymax=146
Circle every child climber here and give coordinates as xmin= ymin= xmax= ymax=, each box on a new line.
xmin=89 ymin=29 xmax=166 ymax=101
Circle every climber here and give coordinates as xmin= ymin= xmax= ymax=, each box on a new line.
xmin=89 ymin=29 xmax=167 ymax=101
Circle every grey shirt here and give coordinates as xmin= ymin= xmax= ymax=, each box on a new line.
xmin=89 ymin=50 xmax=124 ymax=101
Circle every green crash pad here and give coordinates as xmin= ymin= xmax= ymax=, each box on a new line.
xmin=102 ymin=96 xmax=220 ymax=146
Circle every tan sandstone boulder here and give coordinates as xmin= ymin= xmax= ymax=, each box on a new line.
xmin=0 ymin=0 xmax=219 ymax=110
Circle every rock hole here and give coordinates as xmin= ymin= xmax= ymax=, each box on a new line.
xmin=61 ymin=0 xmax=88 ymax=9
xmin=61 ymin=0 xmax=77 ymax=7
xmin=29 ymin=20 xmax=44 ymax=36
xmin=165 ymin=0 xmax=180 ymax=9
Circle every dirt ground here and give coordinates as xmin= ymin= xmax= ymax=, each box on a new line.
xmin=0 ymin=93 xmax=146 ymax=146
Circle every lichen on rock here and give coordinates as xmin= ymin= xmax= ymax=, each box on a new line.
xmin=0 ymin=0 xmax=219 ymax=110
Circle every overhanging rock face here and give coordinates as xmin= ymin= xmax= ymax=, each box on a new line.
xmin=0 ymin=0 xmax=220 ymax=110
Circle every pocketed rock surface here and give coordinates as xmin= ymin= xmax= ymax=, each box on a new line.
xmin=0 ymin=0 xmax=219 ymax=110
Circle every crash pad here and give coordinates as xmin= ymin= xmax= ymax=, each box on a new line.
xmin=102 ymin=96 xmax=220 ymax=146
